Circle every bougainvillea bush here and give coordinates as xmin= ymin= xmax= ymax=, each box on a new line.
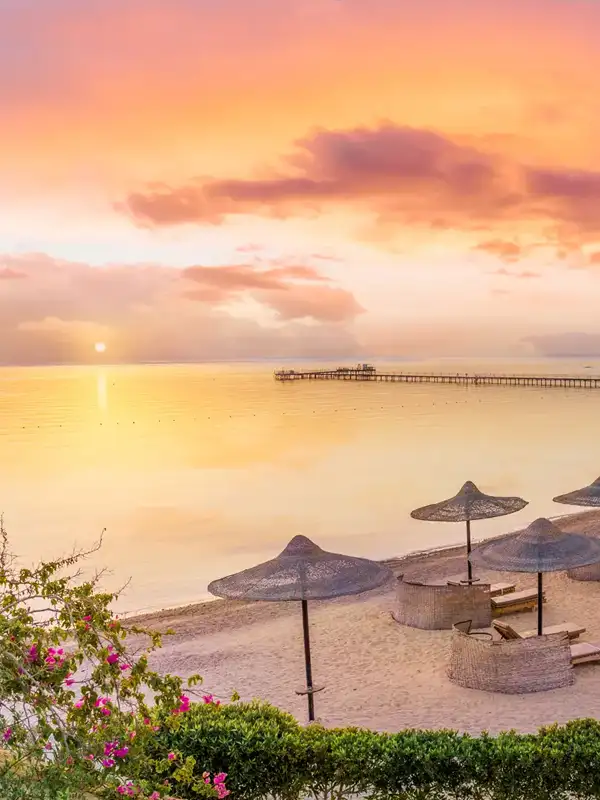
xmin=0 ymin=517 xmax=230 ymax=800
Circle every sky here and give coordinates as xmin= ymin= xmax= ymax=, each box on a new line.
xmin=3 ymin=0 xmax=600 ymax=363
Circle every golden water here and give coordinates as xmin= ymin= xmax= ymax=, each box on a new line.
xmin=1 ymin=358 xmax=600 ymax=613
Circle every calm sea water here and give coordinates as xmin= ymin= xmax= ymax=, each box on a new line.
xmin=1 ymin=358 xmax=600 ymax=613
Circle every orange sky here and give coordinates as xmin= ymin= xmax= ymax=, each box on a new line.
xmin=2 ymin=0 xmax=600 ymax=363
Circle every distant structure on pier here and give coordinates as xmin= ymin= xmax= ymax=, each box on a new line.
xmin=273 ymin=364 xmax=600 ymax=389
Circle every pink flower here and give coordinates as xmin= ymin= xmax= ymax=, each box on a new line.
xmin=202 ymin=694 xmax=220 ymax=706
xmin=214 ymin=773 xmax=227 ymax=785
xmin=101 ymin=707 xmax=111 ymax=717
xmin=167 ymin=752 xmax=176 ymax=761
xmin=119 ymin=663 xmax=130 ymax=671
xmin=64 ymin=673 xmax=75 ymax=687
xmin=44 ymin=742 xmax=52 ymax=751
xmin=106 ymin=653 xmax=119 ymax=665
xmin=173 ymin=693 xmax=191 ymax=714
xmin=45 ymin=647 xmax=66 ymax=669
xmin=86 ymin=754 xmax=94 ymax=761
xmin=26 ymin=645 xmax=38 ymax=663
xmin=101 ymin=758 xmax=115 ymax=768
xmin=2 ymin=728 xmax=12 ymax=742
xmin=149 ymin=793 xmax=160 ymax=800
xmin=128 ymin=730 xmax=137 ymax=741
xmin=117 ymin=788 xmax=127 ymax=796
xmin=74 ymin=698 xmax=85 ymax=709
xmin=114 ymin=747 xmax=129 ymax=758
xmin=83 ymin=615 xmax=92 ymax=621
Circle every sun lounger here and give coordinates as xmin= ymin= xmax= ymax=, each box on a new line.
xmin=491 ymin=588 xmax=542 ymax=615
xmin=570 ymin=642 xmax=600 ymax=665
xmin=522 ymin=622 xmax=585 ymax=640
xmin=490 ymin=582 xmax=516 ymax=597
xmin=446 ymin=580 xmax=515 ymax=596
xmin=494 ymin=619 xmax=585 ymax=641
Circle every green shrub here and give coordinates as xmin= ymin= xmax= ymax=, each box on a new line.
xmin=148 ymin=702 xmax=308 ymax=800
xmin=0 ymin=767 xmax=85 ymax=799
xmin=152 ymin=703 xmax=600 ymax=800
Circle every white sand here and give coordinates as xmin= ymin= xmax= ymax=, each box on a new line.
xmin=131 ymin=510 xmax=600 ymax=735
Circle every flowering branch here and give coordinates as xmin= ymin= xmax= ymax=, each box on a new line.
xmin=0 ymin=517 xmax=230 ymax=800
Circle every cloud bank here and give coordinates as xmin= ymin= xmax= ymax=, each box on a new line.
xmin=123 ymin=123 xmax=600 ymax=253
xmin=0 ymin=254 xmax=361 ymax=364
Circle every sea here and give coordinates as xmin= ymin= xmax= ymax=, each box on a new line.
xmin=1 ymin=357 xmax=600 ymax=614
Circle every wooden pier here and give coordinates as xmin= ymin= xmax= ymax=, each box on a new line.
xmin=273 ymin=365 xmax=600 ymax=389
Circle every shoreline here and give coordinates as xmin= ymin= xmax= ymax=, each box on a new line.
xmin=126 ymin=509 xmax=600 ymax=734
xmin=127 ymin=509 xmax=597 ymax=628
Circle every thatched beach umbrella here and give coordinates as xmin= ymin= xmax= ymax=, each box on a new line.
xmin=208 ymin=535 xmax=393 ymax=722
xmin=553 ymin=476 xmax=600 ymax=507
xmin=410 ymin=481 xmax=528 ymax=583
xmin=469 ymin=517 xmax=600 ymax=635
xmin=553 ymin=477 xmax=600 ymax=581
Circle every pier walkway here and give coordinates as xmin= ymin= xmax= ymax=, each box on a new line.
xmin=273 ymin=365 xmax=600 ymax=389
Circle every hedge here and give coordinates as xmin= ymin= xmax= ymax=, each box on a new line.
xmin=144 ymin=701 xmax=600 ymax=800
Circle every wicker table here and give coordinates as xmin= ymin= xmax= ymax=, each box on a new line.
xmin=424 ymin=574 xmax=515 ymax=598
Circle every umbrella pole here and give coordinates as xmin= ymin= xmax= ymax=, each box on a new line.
xmin=537 ymin=572 xmax=543 ymax=636
xmin=466 ymin=519 xmax=473 ymax=583
xmin=301 ymin=599 xmax=315 ymax=722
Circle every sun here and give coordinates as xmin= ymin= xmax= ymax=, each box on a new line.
xmin=94 ymin=342 xmax=106 ymax=354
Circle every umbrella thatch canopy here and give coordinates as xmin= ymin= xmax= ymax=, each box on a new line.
xmin=208 ymin=535 xmax=393 ymax=721
xmin=411 ymin=481 xmax=528 ymax=583
xmin=469 ymin=517 xmax=600 ymax=634
xmin=553 ymin=476 xmax=600 ymax=507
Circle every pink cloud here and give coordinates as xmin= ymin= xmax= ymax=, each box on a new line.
xmin=123 ymin=124 xmax=505 ymax=227
xmin=121 ymin=123 xmax=600 ymax=252
xmin=0 ymin=267 xmax=26 ymax=280
xmin=525 ymin=332 xmax=600 ymax=357
xmin=473 ymin=240 xmax=523 ymax=262
xmin=491 ymin=266 xmax=541 ymax=279
xmin=183 ymin=263 xmax=362 ymax=322
xmin=0 ymin=254 xmax=361 ymax=365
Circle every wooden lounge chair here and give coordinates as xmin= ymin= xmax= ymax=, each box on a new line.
xmin=491 ymin=588 xmax=542 ymax=615
xmin=446 ymin=580 xmax=515 ymax=596
xmin=489 ymin=582 xmax=516 ymax=597
xmin=571 ymin=642 xmax=600 ymax=665
xmin=493 ymin=619 xmax=585 ymax=641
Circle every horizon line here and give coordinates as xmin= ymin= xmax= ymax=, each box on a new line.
xmin=1 ymin=354 xmax=600 ymax=369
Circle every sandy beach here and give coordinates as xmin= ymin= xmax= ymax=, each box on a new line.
xmin=131 ymin=510 xmax=600 ymax=736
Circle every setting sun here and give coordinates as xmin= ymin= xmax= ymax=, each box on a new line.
xmin=94 ymin=342 xmax=106 ymax=353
